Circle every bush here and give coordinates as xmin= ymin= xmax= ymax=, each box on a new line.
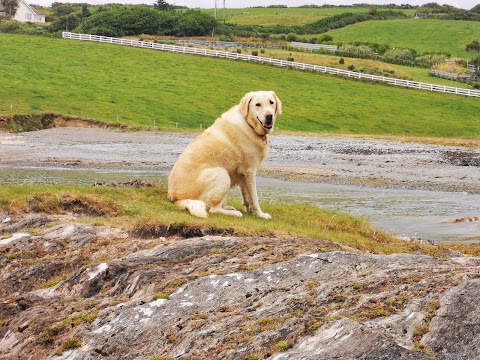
xmin=287 ymin=57 xmax=294 ymax=62
xmin=75 ymin=6 xmax=215 ymax=37
xmin=384 ymin=48 xmax=414 ymax=61
xmin=348 ymin=65 xmax=355 ymax=71
xmin=252 ymin=50 xmax=258 ymax=56
xmin=286 ymin=33 xmax=298 ymax=41
xmin=339 ymin=57 xmax=345 ymax=64
xmin=341 ymin=44 xmax=376 ymax=57
xmin=318 ymin=34 xmax=333 ymax=42
xmin=219 ymin=35 xmax=232 ymax=42
xmin=0 ymin=20 xmax=21 ymax=33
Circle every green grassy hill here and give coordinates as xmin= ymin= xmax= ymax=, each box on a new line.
xmin=200 ymin=6 xmax=414 ymax=26
xmin=325 ymin=19 xmax=480 ymax=59
xmin=0 ymin=33 xmax=479 ymax=138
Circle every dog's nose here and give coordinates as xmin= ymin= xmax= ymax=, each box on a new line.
xmin=265 ymin=114 xmax=273 ymax=124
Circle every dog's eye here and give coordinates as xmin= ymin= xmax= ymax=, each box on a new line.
xmin=255 ymin=103 xmax=261 ymax=107
xmin=269 ymin=100 xmax=274 ymax=105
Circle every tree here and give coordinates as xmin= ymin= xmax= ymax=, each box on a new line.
xmin=1 ymin=0 xmax=19 ymax=19
xmin=154 ymin=0 xmax=170 ymax=11
xmin=81 ymin=4 xmax=90 ymax=18
xmin=465 ymin=40 xmax=480 ymax=53
xmin=470 ymin=4 xmax=480 ymax=13
xmin=465 ymin=40 xmax=480 ymax=73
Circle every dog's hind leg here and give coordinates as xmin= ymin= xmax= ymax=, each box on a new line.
xmin=200 ymin=168 xmax=243 ymax=217
xmin=174 ymin=199 xmax=208 ymax=218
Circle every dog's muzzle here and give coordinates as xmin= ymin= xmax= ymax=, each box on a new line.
xmin=263 ymin=114 xmax=273 ymax=129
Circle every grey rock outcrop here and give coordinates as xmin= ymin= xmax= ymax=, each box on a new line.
xmin=52 ymin=253 xmax=480 ymax=359
xmin=1 ymin=217 xmax=480 ymax=360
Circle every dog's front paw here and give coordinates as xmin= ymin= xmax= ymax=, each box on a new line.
xmin=258 ymin=212 xmax=271 ymax=220
xmin=232 ymin=210 xmax=243 ymax=217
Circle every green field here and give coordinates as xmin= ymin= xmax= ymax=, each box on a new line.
xmin=325 ymin=19 xmax=480 ymax=59
xmin=0 ymin=33 xmax=479 ymax=138
xmin=201 ymin=6 xmax=414 ymax=26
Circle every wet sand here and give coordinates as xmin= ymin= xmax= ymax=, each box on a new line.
xmin=1 ymin=127 xmax=479 ymax=243
xmin=1 ymin=127 xmax=479 ymax=193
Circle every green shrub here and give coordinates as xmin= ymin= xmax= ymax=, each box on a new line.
xmin=286 ymin=33 xmax=298 ymax=41
xmin=75 ymin=7 xmax=215 ymax=37
xmin=0 ymin=20 xmax=21 ymax=33
xmin=252 ymin=50 xmax=258 ymax=56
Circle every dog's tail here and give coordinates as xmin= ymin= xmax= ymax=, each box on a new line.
xmin=174 ymin=199 xmax=208 ymax=218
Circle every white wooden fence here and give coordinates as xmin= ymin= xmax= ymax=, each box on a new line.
xmin=431 ymin=69 xmax=473 ymax=81
xmin=62 ymin=32 xmax=480 ymax=98
xmin=291 ymin=41 xmax=338 ymax=52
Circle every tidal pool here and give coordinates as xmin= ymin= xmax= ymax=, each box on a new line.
xmin=1 ymin=166 xmax=478 ymax=244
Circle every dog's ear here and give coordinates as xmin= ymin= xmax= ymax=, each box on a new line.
xmin=240 ymin=92 xmax=253 ymax=118
xmin=271 ymin=91 xmax=282 ymax=115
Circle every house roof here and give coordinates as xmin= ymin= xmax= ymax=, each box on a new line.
xmin=23 ymin=1 xmax=45 ymax=16
xmin=0 ymin=1 xmax=45 ymax=16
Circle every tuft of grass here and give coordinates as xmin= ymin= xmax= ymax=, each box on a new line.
xmin=275 ymin=340 xmax=290 ymax=351
xmin=153 ymin=293 xmax=170 ymax=300
xmin=65 ymin=312 xmax=98 ymax=327
xmin=37 ymin=323 xmax=65 ymax=345
xmin=36 ymin=276 xmax=64 ymax=290
xmin=61 ymin=338 xmax=82 ymax=351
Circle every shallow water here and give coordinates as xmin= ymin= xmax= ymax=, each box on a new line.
xmin=1 ymin=166 xmax=478 ymax=244
xmin=255 ymin=177 xmax=480 ymax=245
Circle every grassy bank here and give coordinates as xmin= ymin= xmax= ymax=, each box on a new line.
xmin=0 ymin=184 xmax=443 ymax=255
xmin=200 ymin=6 xmax=415 ymax=26
xmin=325 ymin=19 xmax=480 ymax=59
xmin=0 ymin=33 xmax=479 ymax=138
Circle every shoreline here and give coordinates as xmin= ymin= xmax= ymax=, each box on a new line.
xmin=1 ymin=127 xmax=479 ymax=194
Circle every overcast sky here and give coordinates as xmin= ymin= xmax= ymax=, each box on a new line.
xmin=32 ymin=0 xmax=479 ymax=10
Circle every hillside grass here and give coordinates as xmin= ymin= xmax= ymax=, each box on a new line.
xmin=250 ymin=48 xmax=472 ymax=88
xmin=200 ymin=7 xmax=414 ymax=26
xmin=325 ymin=19 xmax=480 ymax=59
xmin=0 ymin=33 xmax=479 ymax=138
xmin=0 ymin=184 xmax=442 ymax=255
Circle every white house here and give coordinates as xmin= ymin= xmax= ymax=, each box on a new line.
xmin=0 ymin=0 xmax=45 ymax=23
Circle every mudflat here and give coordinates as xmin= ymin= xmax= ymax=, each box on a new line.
xmin=1 ymin=127 xmax=479 ymax=194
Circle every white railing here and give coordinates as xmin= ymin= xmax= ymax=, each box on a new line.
xmin=291 ymin=41 xmax=338 ymax=52
xmin=62 ymin=32 xmax=480 ymax=98
xmin=467 ymin=64 xmax=478 ymax=73
xmin=431 ymin=69 xmax=473 ymax=81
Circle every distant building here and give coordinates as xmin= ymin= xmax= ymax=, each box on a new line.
xmin=0 ymin=0 xmax=46 ymax=23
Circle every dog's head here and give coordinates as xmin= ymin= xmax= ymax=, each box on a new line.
xmin=240 ymin=91 xmax=282 ymax=136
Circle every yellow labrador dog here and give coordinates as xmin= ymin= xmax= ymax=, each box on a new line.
xmin=168 ymin=90 xmax=282 ymax=219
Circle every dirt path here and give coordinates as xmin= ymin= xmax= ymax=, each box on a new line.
xmin=1 ymin=127 xmax=479 ymax=194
